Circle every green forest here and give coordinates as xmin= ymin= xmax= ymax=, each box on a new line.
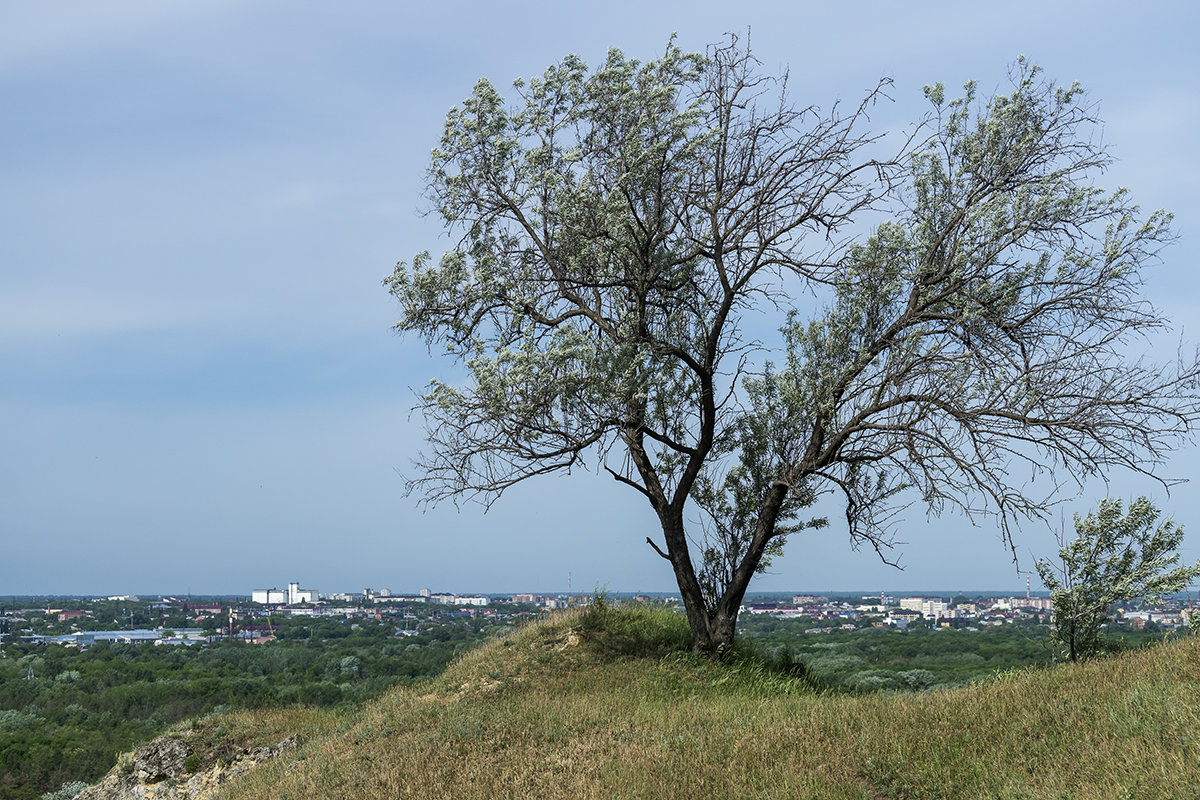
xmin=0 ymin=613 xmax=501 ymax=800
xmin=737 ymin=615 xmax=1166 ymax=690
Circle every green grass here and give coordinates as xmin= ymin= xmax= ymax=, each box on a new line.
xmin=209 ymin=606 xmax=1200 ymax=800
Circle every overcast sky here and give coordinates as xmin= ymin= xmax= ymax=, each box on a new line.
xmin=4 ymin=1 xmax=1199 ymax=597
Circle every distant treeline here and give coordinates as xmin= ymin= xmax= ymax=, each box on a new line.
xmin=736 ymin=614 xmax=1176 ymax=690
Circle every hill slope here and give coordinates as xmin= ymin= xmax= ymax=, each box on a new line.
xmin=198 ymin=606 xmax=1198 ymax=799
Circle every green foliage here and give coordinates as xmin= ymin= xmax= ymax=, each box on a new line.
xmin=898 ymin=668 xmax=938 ymax=690
xmin=0 ymin=709 xmax=44 ymax=731
xmin=692 ymin=370 xmax=830 ymax=606
xmin=732 ymin=613 xmax=1122 ymax=690
xmin=1036 ymin=497 xmax=1200 ymax=661
xmin=37 ymin=782 xmax=87 ymax=800
xmin=574 ymin=603 xmax=692 ymax=659
xmin=0 ymin=613 xmax=502 ymax=800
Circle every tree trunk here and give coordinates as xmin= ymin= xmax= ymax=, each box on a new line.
xmin=659 ymin=486 xmax=788 ymax=653
xmin=707 ymin=605 xmax=739 ymax=650
xmin=698 ymin=483 xmax=790 ymax=652
xmin=668 ymin=551 xmax=742 ymax=653
xmin=681 ymin=600 xmax=740 ymax=653
xmin=656 ymin=512 xmax=723 ymax=652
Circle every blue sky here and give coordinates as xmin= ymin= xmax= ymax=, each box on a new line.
xmin=3 ymin=1 xmax=1199 ymax=596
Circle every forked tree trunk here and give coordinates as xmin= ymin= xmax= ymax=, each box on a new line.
xmin=684 ymin=485 xmax=789 ymax=653
xmin=664 ymin=550 xmax=745 ymax=653
xmin=659 ymin=508 xmax=769 ymax=653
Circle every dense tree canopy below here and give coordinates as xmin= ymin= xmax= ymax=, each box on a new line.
xmin=389 ymin=37 xmax=1200 ymax=652
xmin=0 ymin=616 xmax=497 ymax=800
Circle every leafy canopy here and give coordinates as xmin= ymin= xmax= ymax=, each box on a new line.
xmin=388 ymin=37 xmax=1200 ymax=651
xmin=1036 ymin=498 xmax=1200 ymax=661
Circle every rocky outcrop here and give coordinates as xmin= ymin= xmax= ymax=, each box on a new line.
xmin=133 ymin=737 xmax=192 ymax=785
xmin=75 ymin=732 xmax=297 ymax=800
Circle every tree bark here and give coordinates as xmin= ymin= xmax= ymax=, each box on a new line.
xmin=660 ymin=528 xmax=750 ymax=653
xmin=656 ymin=512 xmax=719 ymax=652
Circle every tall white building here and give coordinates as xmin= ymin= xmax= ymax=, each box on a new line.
xmin=286 ymin=581 xmax=316 ymax=604
xmin=899 ymin=597 xmax=948 ymax=618
xmin=922 ymin=599 xmax=948 ymax=618
xmin=252 ymin=581 xmax=317 ymax=605
xmin=252 ymin=588 xmax=287 ymax=604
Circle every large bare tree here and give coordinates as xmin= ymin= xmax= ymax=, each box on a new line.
xmin=387 ymin=38 xmax=1200 ymax=652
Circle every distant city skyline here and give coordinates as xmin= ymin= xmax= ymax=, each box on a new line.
xmin=4 ymin=2 xmax=1199 ymax=596
xmin=0 ymin=582 xmax=1081 ymax=601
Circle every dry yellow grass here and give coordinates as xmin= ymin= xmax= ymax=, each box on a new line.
xmin=212 ymin=607 xmax=1200 ymax=800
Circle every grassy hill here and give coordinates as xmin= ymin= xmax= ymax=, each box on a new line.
xmin=201 ymin=604 xmax=1199 ymax=800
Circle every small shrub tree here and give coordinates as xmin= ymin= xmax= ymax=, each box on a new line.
xmin=1035 ymin=497 xmax=1200 ymax=661
xmin=899 ymin=668 xmax=938 ymax=690
xmin=40 ymin=782 xmax=90 ymax=800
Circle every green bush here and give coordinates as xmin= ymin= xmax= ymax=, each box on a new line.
xmin=39 ymin=780 xmax=89 ymax=800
